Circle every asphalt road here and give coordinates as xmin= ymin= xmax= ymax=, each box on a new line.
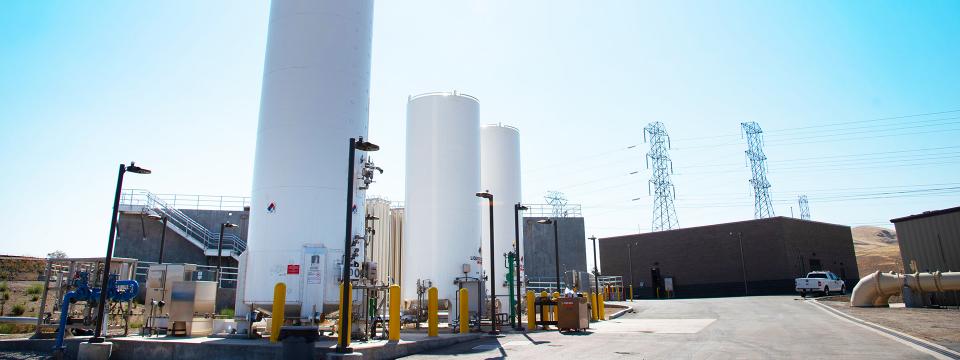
xmin=402 ymin=296 xmax=940 ymax=359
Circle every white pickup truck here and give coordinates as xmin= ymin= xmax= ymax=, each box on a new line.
xmin=795 ymin=271 xmax=845 ymax=297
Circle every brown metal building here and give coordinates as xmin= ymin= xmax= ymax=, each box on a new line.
xmin=891 ymin=205 xmax=960 ymax=306
xmin=599 ymin=217 xmax=859 ymax=298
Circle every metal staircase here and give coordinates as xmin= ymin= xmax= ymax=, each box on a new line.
xmin=120 ymin=189 xmax=246 ymax=260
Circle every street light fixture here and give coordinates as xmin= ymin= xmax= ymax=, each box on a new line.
xmin=217 ymin=222 xmax=239 ymax=286
xmin=91 ymin=162 xmax=151 ymax=344
xmin=513 ymin=203 xmax=528 ymax=330
xmin=338 ymin=137 xmax=379 ymax=354
xmin=144 ymin=214 xmax=169 ymax=264
xmin=536 ymin=219 xmax=561 ymax=293
xmin=475 ymin=190 xmax=498 ymax=334
xmin=588 ymin=236 xmax=600 ymax=300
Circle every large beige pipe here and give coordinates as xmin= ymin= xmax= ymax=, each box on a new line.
xmin=851 ymin=270 xmax=960 ymax=307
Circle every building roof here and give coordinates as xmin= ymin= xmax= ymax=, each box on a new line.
xmin=890 ymin=205 xmax=960 ymax=223
xmin=600 ymin=216 xmax=850 ymax=241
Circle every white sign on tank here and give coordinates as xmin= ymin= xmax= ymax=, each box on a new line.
xmin=242 ymin=0 xmax=375 ymax=318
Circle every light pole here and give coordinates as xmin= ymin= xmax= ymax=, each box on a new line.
xmin=589 ymin=236 xmax=600 ymax=299
xmin=144 ymin=214 xmax=168 ymax=264
xmin=730 ymin=232 xmax=748 ymax=296
xmin=627 ymin=242 xmax=634 ymax=301
xmin=338 ymin=137 xmax=379 ymax=354
xmin=91 ymin=162 xmax=151 ymax=344
xmin=475 ymin=190 xmax=497 ymax=334
xmin=513 ymin=203 xmax=527 ymax=330
xmin=536 ymin=219 xmax=561 ymax=292
xmin=217 ymin=222 xmax=238 ymax=286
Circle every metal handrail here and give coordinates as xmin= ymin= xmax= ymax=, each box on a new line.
xmin=521 ymin=204 xmax=583 ymax=218
xmin=123 ymin=188 xmax=250 ymax=211
xmin=134 ymin=262 xmax=239 ymax=288
xmin=121 ymin=189 xmax=246 ymax=254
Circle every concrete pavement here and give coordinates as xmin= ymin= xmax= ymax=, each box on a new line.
xmin=402 ymin=296 xmax=942 ymax=359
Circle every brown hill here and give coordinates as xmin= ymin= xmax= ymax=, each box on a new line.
xmin=852 ymin=226 xmax=902 ymax=276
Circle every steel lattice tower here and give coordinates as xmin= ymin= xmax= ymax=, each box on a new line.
xmin=742 ymin=122 xmax=775 ymax=219
xmin=798 ymin=195 xmax=811 ymax=220
xmin=544 ymin=191 xmax=568 ymax=217
xmin=644 ymin=122 xmax=679 ymax=231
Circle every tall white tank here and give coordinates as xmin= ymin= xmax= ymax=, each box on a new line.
xmin=480 ymin=124 xmax=522 ymax=304
xmin=242 ymin=0 xmax=375 ymax=317
xmin=402 ymin=92 xmax=482 ymax=305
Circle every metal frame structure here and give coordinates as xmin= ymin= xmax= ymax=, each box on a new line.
xmin=33 ymin=257 xmax=139 ymax=339
xmin=742 ymin=121 xmax=775 ymax=219
xmin=798 ymin=195 xmax=811 ymax=220
xmin=644 ymin=122 xmax=679 ymax=231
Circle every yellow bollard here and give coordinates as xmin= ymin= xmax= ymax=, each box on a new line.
xmin=428 ymin=287 xmax=438 ymax=337
xmin=552 ymin=291 xmax=560 ymax=322
xmin=271 ymin=282 xmax=286 ymax=343
xmin=599 ymin=294 xmax=606 ymax=320
xmin=388 ymin=284 xmax=400 ymax=341
xmin=629 ymin=285 xmax=634 ymax=302
xmin=539 ymin=291 xmax=548 ymax=323
xmin=526 ymin=290 xmax=536 ymax=330
xmin=459 ymin=288 xmax=469 ymax=334
xmin=590 ymin=292 xmax=598 ymax=321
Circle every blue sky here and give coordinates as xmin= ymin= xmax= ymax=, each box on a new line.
xmin=1 ymin=1 xmax=959 ymax=260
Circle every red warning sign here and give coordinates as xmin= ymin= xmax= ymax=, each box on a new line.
xmin=287 ymin=264 xmax=300 ymax=275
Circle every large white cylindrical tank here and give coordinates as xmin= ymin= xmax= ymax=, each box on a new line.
xmin=243 ymin=0 xmax=374 ymax=317
xmin=480 ymin=124 xmax=522 ymax=304
xmin=402 ymin=92 xmax=482 ymax=304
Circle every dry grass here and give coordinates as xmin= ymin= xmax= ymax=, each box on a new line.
xmin=820 ymin=299 xmax=960 ymax=352
xmin=852 ymin=226 xmax=903 ymax=275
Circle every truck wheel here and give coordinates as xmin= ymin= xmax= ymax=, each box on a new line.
xmin=823 ymin=287 xmax=830 ymax=296
xmin=840 ymin=285 xmax=846 ymax=294
xmin=800 ymin=291 xmax=806 ymax=298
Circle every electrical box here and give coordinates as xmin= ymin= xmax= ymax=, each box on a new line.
xmin=169 ymin=281 xmax=217 ymax=336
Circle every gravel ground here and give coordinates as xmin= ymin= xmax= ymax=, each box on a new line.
xmin=820 ymin=298 xmax=960 ymax=352
xmin=0 ymin=351 xmax=49 ymax=360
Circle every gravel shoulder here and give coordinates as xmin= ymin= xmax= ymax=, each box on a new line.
xmin=819 ymin=298 xmax=960 ymax=352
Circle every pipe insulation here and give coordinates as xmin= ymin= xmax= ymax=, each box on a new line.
xmin=850 ymin=270 xmax=960 ymax=307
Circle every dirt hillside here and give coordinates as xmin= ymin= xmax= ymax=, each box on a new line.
xmin=852 ymin=226 xmax=902 ymax=276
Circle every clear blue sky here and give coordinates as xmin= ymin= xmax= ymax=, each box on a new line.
xmin=1 ymin=1 xmax=959 ymax=261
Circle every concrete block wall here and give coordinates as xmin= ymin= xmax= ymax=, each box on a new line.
xmin=598 ymin=217 xmax=857 ymax=298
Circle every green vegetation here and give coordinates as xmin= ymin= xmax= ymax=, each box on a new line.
xmin=0 ymin=323 xmax=35 ymax=334
xmin=10 ymin=303 xmax=25 ymax=316
xmin=26 ymin=283 xmax=43 ymax=295
xmin=219 ymin=308 xmax=235 ymax=318
xmin=1 ymin=292 xmax=9 ymax=301
xmin=0 ymin=281 xmax=8 ymax=292
xmin=30 ymin=295 xmax=39 ymax=302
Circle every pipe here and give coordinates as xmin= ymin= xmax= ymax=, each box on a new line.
xmin=851 ymin=270 xmax=960 ymax=307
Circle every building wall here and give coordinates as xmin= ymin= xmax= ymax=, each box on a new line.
xmin=522 ymin=217 xmax=587 ymax=281
xmin=115 ymin=211 xmax=241 ymax=268
xmin=599 ymin=217 xmax=857 ymax=298
xmin=893 ymin=207 xmax=960 ymax=306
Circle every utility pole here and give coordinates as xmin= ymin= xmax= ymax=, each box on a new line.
xmin=644 ymin=122 xmax=679 ymax=231
xmin=798 ymin=195 xmax=811 ymax=220
xmin=742 ymin=122 xmax=774 ymax=219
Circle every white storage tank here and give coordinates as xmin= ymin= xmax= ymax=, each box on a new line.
xmin=480 ymin=124 xmax=522 ymax=305
xmin=402 ymin=92 xmax=482 ymax=306
xmin=241 ymin=0 xmax=375 ymax=318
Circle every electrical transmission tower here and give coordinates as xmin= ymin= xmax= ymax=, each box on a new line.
xmin=798 ymin=195 xmax=810 ymax=220
xmin=644 ymin=122 xmax=679 ymax=231
xmin=742 ymin=122 xmax=775 ymax=219
xmin=544 ymin=191 xmax=568 ymax=217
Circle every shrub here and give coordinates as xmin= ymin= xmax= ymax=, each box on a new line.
xmin=1 ymin=292 xmax=9 ymax=301
xmin=30 ymin=295 xmax=39 ymax=302
xmin=26 ymin=283 xmax=43 ymax=295
xmin=219 ymin=308 xmax=235 ymax=318
xmin=0 ymin=323 xmax=35 ymax=334
xmin=10 ymin=303 xmax=25 ymax=316
xmin=0 ymin=282 xmax=8 ymax=292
